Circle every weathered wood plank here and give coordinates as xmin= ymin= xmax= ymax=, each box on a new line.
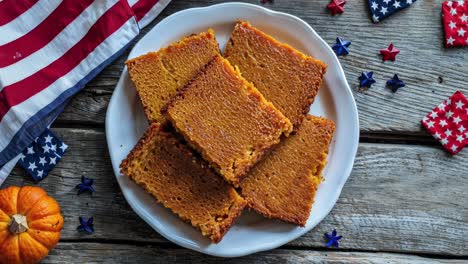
xmin=56 ymin=0 xmax=468 ymax=134
xmin=2 ymin=128 xmax=467 ymax=256
xmin=43 ymin=243 xmax=466 ymax=263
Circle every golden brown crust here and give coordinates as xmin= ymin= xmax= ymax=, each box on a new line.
xmin=240 ymin=115 xmax=335 ymax=226
xmin=120 ymin=123 xmax=161 ymax=175
xmin=164 ymin=55 xmax=292 ymax=187
xmin=161 ymin=54 xmax=218 ymax=115
xmin=210 ymin=189 xmax=247 ymax=242
xmin=224 ymin=21 xmax=327 ymax=130
xmin=120 ymin=123 xmax=247 ymax=243
xmin=125 ymin=29 xmax=220 ymax=123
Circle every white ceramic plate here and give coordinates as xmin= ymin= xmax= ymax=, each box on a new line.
xmin=106 ymin=2 xmax=359 ymax=257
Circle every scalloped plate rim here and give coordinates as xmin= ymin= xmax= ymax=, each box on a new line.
xmin=106 ymin=2 xmax=359 ymax=258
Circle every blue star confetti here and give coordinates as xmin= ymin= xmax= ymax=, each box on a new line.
xmin=17 ymin=129 xmax=68 ymax=182
xmin=359 ymin=71 xmax=376 ymax=88
xmin=332 ymin=37 xmax=351 ymax=56
xmin=386 ymin=74 xmax=405 ymax=92
xmin=77 ymin=217 xmax=94 ymax=234
xmin=76 ymin=176 xmax=95 ymax=195
xmin=324 ymin=229 xmax=342 ymax=248
xmin=368 ymin=0 xmax=417 ymax=23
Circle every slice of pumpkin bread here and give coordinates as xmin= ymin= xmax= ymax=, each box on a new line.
xmin=240 ymin=115 xmax=335 ymax=226
xmin=224 ymin=21 xmax=327 ymax=130
xmin=120 ymin=123 xmax=247 ymax=243
xmin=164 ymin=55 xmax=293 ymax=187
xmin=126 ymin=30 xmax=220 ymax=123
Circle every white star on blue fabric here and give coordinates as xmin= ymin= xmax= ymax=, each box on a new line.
xmin=42 ymin=144 xmax=51 ymax=153
xmin=27 ymin=146 xmax=35 ymax=155
xmin=60 ymin=143 xmax=68 ymax=152
xmin=381 ymin=6 xmax=388 ymax=15
xmin=44 ymin=134 xmax=53 ymax=143
xmin=28 ymin=162 xmax=37 ymax=171
xmin=39 ymin=156 xmax=47 ymax=166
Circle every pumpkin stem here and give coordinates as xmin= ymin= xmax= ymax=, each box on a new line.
xmin=9 ymin=214 xmax=29 ymax=234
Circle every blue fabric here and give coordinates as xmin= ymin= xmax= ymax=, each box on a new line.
xmin=17 ymin=129 xmax=67 ymax=182
xmin=368 ymin=0 xmax=417 ymax=23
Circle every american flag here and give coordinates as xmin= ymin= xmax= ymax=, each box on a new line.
xmin=367 ymin=0 xmax=417 ymax=23
xmin=0 ymin=0 xmax=171 ymax=184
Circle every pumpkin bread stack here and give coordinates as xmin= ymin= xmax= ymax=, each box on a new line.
xmin=121 ymin=22 xmax=335 ymax=243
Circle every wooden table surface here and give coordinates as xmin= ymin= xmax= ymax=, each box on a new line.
xmin=3 ymin=0 xmax=467 ymax=263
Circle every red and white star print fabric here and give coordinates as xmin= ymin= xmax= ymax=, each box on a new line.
xmin=422 ymin=91 xmax=468 ymax=155
xmin=442 ymin=0 xmax=468 ymax=47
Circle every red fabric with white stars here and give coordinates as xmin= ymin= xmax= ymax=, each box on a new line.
xmin=442 ymin=0 xmax=468 ymax=47
xmin=421 ymin=91 xmax=468 ymax=155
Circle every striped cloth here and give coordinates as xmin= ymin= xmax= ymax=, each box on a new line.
xmin=0 ymin=0 xmax=171 ymax=184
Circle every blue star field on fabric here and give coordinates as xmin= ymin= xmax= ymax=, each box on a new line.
xmin=368 ymin=0 xmax=417 ymax=23
xmin=17 ymin=129 xmax=68 ymax=182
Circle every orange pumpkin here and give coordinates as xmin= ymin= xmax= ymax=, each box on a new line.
xmin=0 ymin=186 xmax=64 ymax=264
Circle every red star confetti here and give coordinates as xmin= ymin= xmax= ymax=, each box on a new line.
xmin=421 ymin=91 xmax=468 ymax=155
xmin=380 ymin=43 xmax=400 ymax=61
xmin=442 ymin=0 xmax=468 ymax=47
xmin=327 ymin=0 xmax=346 ymax=15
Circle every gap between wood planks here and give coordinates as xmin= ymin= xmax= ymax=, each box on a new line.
xmin=57 ymin=238 xmax=468 ymax=260
xmin=51 ymin=121 xmax=439 ymax=146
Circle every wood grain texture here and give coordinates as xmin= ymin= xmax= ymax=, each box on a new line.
xmin=3 ymin=128 xmax=467 ymax=256
xmin=5 ymin=1 xmax=468 ymax=261
xmin=55 ymin=0 xmax=468 ymax=134
xmin=43 ymin=243 xmax=466 ymax=263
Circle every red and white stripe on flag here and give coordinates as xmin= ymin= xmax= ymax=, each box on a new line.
xmin=0 ymin=0 xmax=171 ymax=183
